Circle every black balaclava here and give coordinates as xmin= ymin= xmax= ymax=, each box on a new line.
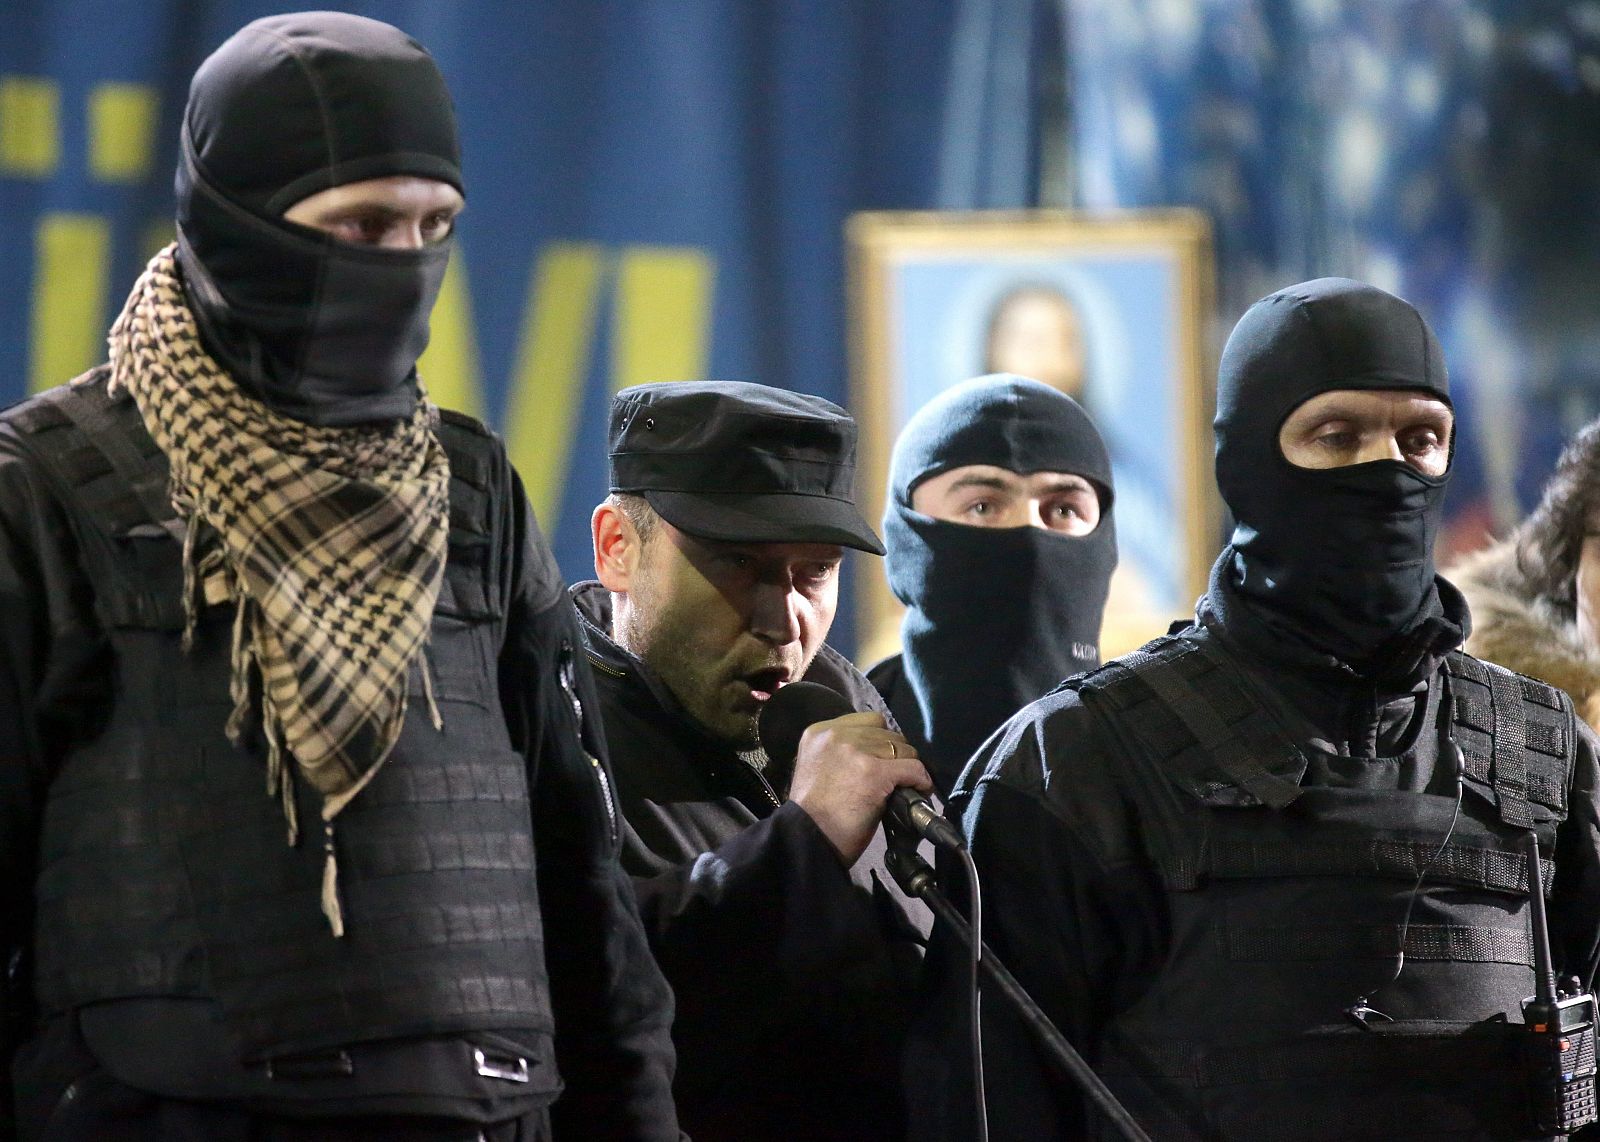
xmin=175 ymin=12 xmax=463 ymax=426
xmin=1215 ymin=277 xmax=1457 ymax=675
xmin=884 ymin=374 xmax=1117 ymax=790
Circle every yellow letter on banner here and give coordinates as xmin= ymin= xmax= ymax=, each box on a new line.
xmin=88 ymin=82 xmax=158 ymax=183
xmin=611 ymin=246 xmax=715 ymax=392
xmin=29 ymin=214 xmax=111 ymax=393
xmin=0 ymin=76 xmax=59 ymax=177
xmin=504 ymin=243 xmax=606 ymax=530
xmin=416 ymin=252 xmax=485 ymax=420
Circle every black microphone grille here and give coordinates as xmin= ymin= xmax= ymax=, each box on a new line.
xmin=757 ymin=681 xmax=855 ymax=767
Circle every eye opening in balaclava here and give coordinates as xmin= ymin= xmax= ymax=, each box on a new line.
xmin=1213 ymin=277 xmax=1459 ymax=671
xmin=1269 ymin=382 xmax=1457 ymax=478
xmin=175 ymin=11 xmax=463 ymax=427
xmin=901 ymin=459 xmax=1112 ymax=525
xmin=881 ymin=374 xmax=1118 ymax=793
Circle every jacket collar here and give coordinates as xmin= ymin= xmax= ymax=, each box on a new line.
xmin=1198 ymin=550 xmax=1467 ymax=699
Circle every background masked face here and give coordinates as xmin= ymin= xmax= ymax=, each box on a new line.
xmin=1214 ymin=277 xmax=1455 ymax=668
xmin=175 ymin=12 xmax=463 ymax=426
xmin=883 ymin=374 xmax=1117 ymax=788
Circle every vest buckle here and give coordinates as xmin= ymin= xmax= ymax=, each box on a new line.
xmin=474 ymin=1047 xmax=530 ymax=1083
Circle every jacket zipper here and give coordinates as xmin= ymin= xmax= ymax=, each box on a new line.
xmin=739 ymin=756 xmax=782 ymax=811
xmin=560 ymin=641 xmax=618 ymax=844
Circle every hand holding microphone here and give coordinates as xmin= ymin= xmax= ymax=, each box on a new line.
xmin=759 ymin=682 xmax=965 ymax=865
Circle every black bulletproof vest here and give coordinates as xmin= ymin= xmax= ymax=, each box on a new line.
xmin=12 ymin=371 xmax=554 ymax=1061
xmin=1068 ymin=633 xmax=1577 ymax=1141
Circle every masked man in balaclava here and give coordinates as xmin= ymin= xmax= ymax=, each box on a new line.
xmin=868 ymin=374 xmax=1116 ymax=794
xmin=0 ymin=14 xmax=678 ymax=1141
xmin=909 ymin=279 xmax=1600 ymax=1140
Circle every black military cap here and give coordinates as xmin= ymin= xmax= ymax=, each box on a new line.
xmin=609 ymin=381 xmax=885 ymax=554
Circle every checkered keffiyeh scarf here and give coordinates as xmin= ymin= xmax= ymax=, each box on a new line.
xmin=107 ymin=245 xmax=450 ymax=935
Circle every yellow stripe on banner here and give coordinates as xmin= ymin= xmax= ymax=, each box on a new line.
xmin=416 ymin=252 xmax=484 ymax=419
xmin=29 ymin=214 xmax=112 ymax=393
xmin=0 ymin=76 xmax=60 ymax=176
xmin=504 ymin=243 xmax=606 ymax=530
xmin=611 ymin=246 xmax=715 ymax=392
xmin=88 ymin=82 xmax=158 ymax=182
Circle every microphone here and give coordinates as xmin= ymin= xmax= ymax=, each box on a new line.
xmin=758 ymin=681 xmax=966 ymax=851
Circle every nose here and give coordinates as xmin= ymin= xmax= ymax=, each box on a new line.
xmin=1361 ymin=433 xmax=1406 ymax=466
xmin=383 ymin=223 xmax=427 ymax=251
xmin=749 ymin=581 xmax=802 ymax=646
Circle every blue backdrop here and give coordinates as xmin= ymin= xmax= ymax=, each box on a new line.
xmin=20 ymin=1 xmax=1585 ymax=645
xmin=0 ymin=0 xmax=995 ymax=650
xmin=1065 ymin=0 xmax=1600 ymax=562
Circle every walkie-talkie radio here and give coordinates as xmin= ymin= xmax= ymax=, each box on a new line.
xmin=1522 ymin=832 xmax=1599 ymax=1135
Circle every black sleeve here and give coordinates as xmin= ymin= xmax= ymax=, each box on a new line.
xmin=494 ymin=462 xmax=681 ymax=1142
xmin=627 ymin=795 xmax=917 ymax=1074
xmin=617 ymin=764 xmax=928 ymax=1100
xmin=904 ymin=697 xmax=1167 ymax=1141
xmin=0 ymin=427 xmax=107 ymax=1141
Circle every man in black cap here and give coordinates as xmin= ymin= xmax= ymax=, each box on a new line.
xmin=573 ymin=380 xmax=934 ymax=1142
xmin=912 ymin=279 xmax=1600 ymax=1139
xmin=868 ymin=373 xmax=1117 ymax=795
xmin=0 ymin=14 xmax=677 ymax=1141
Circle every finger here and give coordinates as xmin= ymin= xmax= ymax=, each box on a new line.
xmin=886 ymin=758 xmax=935 ymax=794
xmin=824 ymin=711 xmax=887 ymax=729
xmin=879 ymin=733 xmax=917 ymax=761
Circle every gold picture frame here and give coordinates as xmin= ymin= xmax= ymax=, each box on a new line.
xmin=847 ymin=208 xmax=1219 ymax=667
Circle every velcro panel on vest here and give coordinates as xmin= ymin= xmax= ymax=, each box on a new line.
xmin=1220 ymin=921 xmax=1533 ymax=966
xmin=1448 ymin=652 xmax=1571 ymax=823
xmin=1202 ymin=835 xmax=1554 ymax=895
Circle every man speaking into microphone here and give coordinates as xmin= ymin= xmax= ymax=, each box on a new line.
xmin=572 ymin=381 xmax=934 ymax=1142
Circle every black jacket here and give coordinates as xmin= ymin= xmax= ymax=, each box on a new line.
xmin=572 ymin=581 xmax=930 ymax=1142
xmin=865 ymin=653 xmax=953 ymax=791
xmin=910 ymin=571 xmax=1600 ymax=1140
xmin=0 ymin=371 xmax=679 ymax=1140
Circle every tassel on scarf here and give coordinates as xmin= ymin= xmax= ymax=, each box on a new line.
xmin=320 ymin=821 xmax=345 ymax=938
xmin=421 ymin=646 xmax=444 ymax=732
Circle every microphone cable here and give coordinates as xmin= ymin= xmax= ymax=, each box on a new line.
xmin=1344 ymin=716 xmax=1465 ymax=1028
xmin=958 ymin=843 xmax=988 ymax=1142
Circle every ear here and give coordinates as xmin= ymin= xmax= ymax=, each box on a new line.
xmin=592 ymin=501 xmax=640 ymax=592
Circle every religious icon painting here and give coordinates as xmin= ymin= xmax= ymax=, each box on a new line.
xmin=847 ymin=208 xmax=1218 ymax=662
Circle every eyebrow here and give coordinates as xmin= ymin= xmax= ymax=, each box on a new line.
xmin=1034 ymin=475 xmax=1094 ymax=494
xmin=945 ymin=474 xmax=1015 ymax=493
xmin=321 ymin=202 xmax=460 ymax=221
xmin=1298 ymin=399 xmax=1452 ymax=424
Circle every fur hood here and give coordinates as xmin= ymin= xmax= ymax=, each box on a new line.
xmin=1447 ymin=537 xmax=1600 ymax=729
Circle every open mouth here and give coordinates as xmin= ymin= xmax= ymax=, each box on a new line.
xmin=745 ymin=667 xmax=789 ymax=702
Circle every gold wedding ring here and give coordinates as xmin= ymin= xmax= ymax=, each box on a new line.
xmin=889 ymin=740 xmax=898 ymax=759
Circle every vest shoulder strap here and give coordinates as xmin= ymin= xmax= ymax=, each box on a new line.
xmin=1074 ymin=632 xmax=1308 ymax=811
xmin=8 ymin=367 xmax=177 ymax=541
xmin=1445 ymin=650 xmax=1574 ymax=824
xmin=431 ymin=408 xmax=504 ymax=620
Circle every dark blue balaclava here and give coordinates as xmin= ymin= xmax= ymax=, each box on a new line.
xmin=884 ymin=375 xmax=1116 ymax=790
xmin=177 ymin=12 xmax=463 ymax=426
xmin=1215 ymin=277 xmax=1455 ymax=670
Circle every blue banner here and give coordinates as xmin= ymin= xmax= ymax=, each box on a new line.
xmin=0 ymin=0 xmax=966 ymax=648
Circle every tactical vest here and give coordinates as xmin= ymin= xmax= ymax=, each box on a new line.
xmin=1069 ymin=631 xmax=1578 ymax=1141
xmin=12 ymin=371 xmax=556 ymax=1062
